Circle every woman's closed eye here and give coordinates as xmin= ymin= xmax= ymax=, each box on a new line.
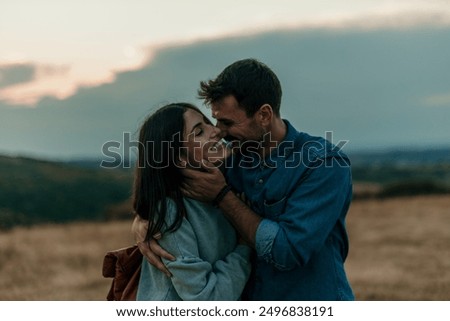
xmin=194 ymin=127 xmax=203 ymax=136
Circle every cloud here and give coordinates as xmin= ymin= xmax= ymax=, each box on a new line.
xmin=275 ymin=9 xmax=450 ymax=34
xmin=2 ymin=4 xmax=450 ymax=107
xmin=0 ymin=63 xmax=70 ymax=89
xmin=1 ymin=25 xmax=449 ymax=159
xmin=350 ymin=10 xmax=450 ymax=30
xmin=423 ymin=92 xmax=450 ymax=107
xmin=0 ymin=63 xmax=70 ymax=105
xmin=0 ymin=63 xmax=36 ymax=89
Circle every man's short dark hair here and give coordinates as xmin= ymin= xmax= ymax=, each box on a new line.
xmin=198 ymin=58 xmax=282 ymax=117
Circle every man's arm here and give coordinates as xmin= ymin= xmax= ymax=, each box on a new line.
xmin=134 ymin=160 xmax=261 ymax=272
xmin=181 ymin=160 xmax=262 ymax=247
xmin=183 ymin=157 xmax=352 ymax=271
xmin=215 ymin=191 xmax=262 ymax=247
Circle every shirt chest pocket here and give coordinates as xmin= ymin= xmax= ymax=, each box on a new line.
xmin=262 ymin=197 xmax=287 ymax=221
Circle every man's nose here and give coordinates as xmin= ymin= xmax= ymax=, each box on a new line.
xmin=215 ymin=121 xmax=226 ymax=132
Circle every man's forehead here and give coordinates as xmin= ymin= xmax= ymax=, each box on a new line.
xmin=210 ymin=100 xmax=223 ymax=113
xmin=211 ymin=96 xmax=243 ymax=118
xmin=211 ymin=105 xmax=234 ymax=121
xmin=210 ymin=102 xmax=224 ymax=119
xmin=213 ymin=95 xmax=238 ymax=108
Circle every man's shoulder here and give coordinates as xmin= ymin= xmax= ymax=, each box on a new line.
xmin=291 ymin=130 xmax=349 ymax=164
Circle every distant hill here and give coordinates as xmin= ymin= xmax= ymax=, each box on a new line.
xmin=1 ymin=148 xmax=449 ymax=229
xmin=347 ymin=147 xmax=450 ymax=167
xmin=0 ymin=155 xmax=133 ymax=229
xmin=347 ymin=147 xmax=450 ymax=198
xmin=347 ymin=147 xmax=450 ymax=184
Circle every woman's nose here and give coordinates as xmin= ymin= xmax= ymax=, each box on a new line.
xmin=214 ymin=122 xmax=228 ymax=136
xmin=209 ymin=124 xmax=222 ymax=138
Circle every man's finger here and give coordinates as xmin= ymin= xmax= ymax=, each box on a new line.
xmin=131 ymin=215 xmax=148 ymax=244
xmin=149 ymin=239 xmax=176 ymax=262
xmin=137 ymin=241 xmax=173 ymax=277
xmin=181 ymin=167 xmax=200 ymax=178
xmin=200 ymin=159 xmax=218 ymax=173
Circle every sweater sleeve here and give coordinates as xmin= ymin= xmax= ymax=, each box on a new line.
xmin=159 ymin=204 xmax=251 ymax=301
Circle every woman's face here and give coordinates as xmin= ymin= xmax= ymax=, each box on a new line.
xmin=183 ymin=108 xmax=231 ymax=167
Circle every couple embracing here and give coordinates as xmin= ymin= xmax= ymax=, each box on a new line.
xmin=111 ymin=58 xmax=354 ymax=301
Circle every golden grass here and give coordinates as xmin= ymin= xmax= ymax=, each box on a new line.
xmin=0 ymin=194 xmax=449 ymax=300
xmin=0 ymin=221 xmax=134 ymax=300
xmin=346 ymin=195 xmax=450 ymax=300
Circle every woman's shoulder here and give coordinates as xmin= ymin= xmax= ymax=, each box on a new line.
xmin=182 ymin=197 xmax=221 ymax=215
xmin=164 ymin=197 xmax=224 ymax=230
xmin=158 ymin=197 xmax=210 ymax=226
xmin=159 ymin=197 xmax=183 ymax=227
xmin=163 ymin=197 xmax=200 ymax=216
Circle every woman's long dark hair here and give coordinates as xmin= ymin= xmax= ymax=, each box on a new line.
xmin=132 ymin=102 xmax=202 ymax=241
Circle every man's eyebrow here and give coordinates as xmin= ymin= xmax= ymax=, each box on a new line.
xmin=216 ymin=117 xmax=233 ymax=124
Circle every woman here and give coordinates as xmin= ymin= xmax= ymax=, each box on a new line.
xmin=133 ymin=103 xmax=251 ymax=301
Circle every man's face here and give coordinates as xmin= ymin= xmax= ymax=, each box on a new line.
xmin=211 ymin=95 xmax=265 ymax=144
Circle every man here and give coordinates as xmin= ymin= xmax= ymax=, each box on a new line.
xmin=136 ymin=58 xmax=354 ymax=300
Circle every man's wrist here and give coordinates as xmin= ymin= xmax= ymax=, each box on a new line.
xmin=213 ymin=184 xmax=232 ymax=207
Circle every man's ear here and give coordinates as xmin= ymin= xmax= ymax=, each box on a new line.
xmin=258 ymin=104 xmax=273 ymax=127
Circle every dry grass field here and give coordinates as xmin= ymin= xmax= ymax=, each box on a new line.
xmin=1 ymin=194 xmax=449 ymax=301
xmin=346 ymin=194 xmax=450 ymax=300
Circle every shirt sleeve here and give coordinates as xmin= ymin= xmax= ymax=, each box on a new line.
xmin=255 ymin=156 xmax=352 ymax=270
xmin=159 ymin=204 xmax=252 ymax=301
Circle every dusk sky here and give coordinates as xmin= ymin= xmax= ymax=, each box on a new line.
xmin=2 ymin=0 xmax=449 ymax=106
xmin=1 ymin=1 xmax=450 ymax=159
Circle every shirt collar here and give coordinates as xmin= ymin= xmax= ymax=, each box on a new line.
xmin=269 ymin=119 xmax=300 ymax=159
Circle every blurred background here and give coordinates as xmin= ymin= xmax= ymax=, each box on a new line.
xmin=0 ymin=0 xmax=449 ymax=300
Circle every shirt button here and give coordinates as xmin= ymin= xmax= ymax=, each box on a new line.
xmin=258 ymin=178 xmax=264 ymax=184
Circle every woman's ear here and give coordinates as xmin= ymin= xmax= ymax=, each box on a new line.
xmin=258 ymin=104 xmax=273 ymax=127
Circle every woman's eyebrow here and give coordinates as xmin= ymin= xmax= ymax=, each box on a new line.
xmin=189 ymin=122 xmax=203 ymax=133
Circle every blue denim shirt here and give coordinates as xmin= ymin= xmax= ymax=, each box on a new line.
xmin=226 ymin=120 xmax=354 ymax=300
